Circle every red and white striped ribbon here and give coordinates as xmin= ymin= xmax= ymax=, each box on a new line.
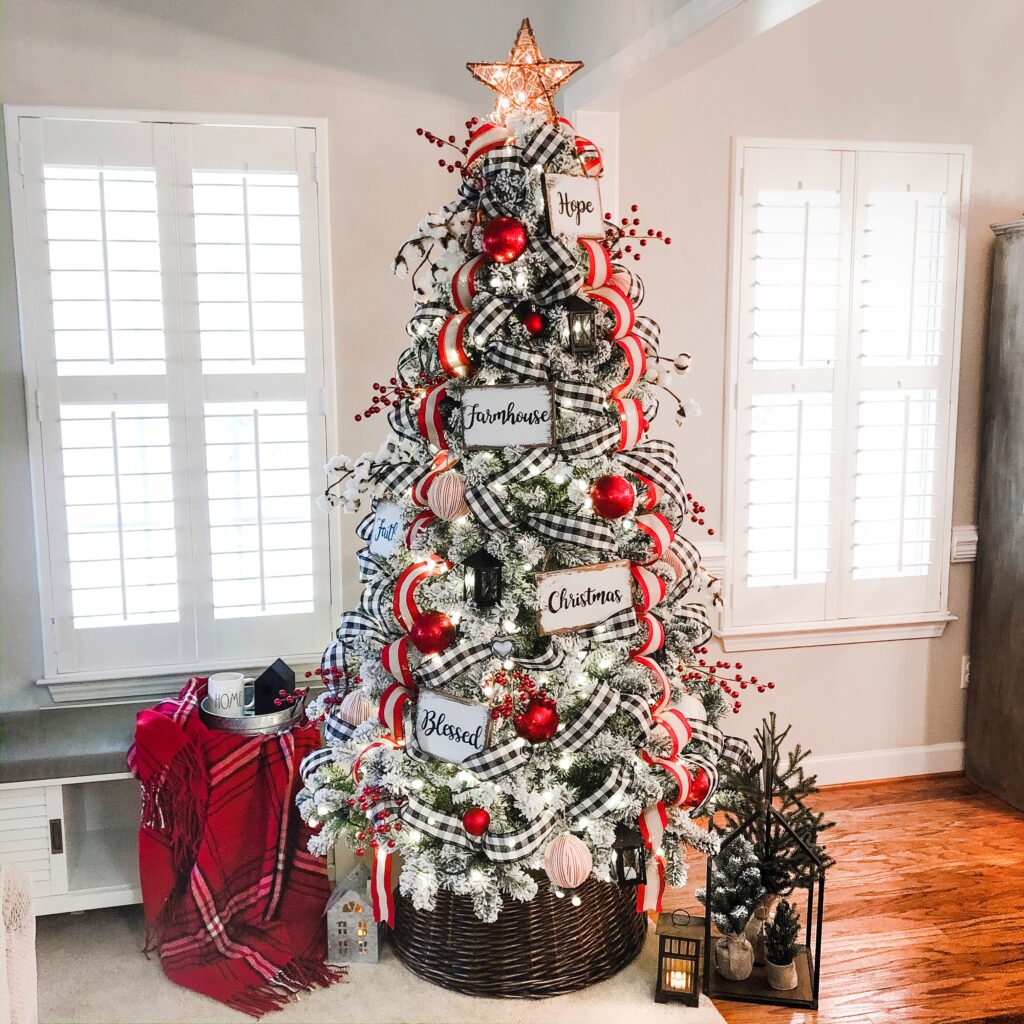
xmin=636 ymin=513 xmax=675 ymax=564
xmin=610 ymin=333 xmax=647 ymax=398
xmin=631 ymin=470 xmax=659 ymax=511
xmin=371 ymin=845 xmax=394 ymax=926
xmin=636 ymin=802 xmax=668 ymax=912
xmin=451 ymin=254 xmax=487 ymax=312
xmin=653 ymin=708 xmax=693 ymax=760
xmin=613 ymin=397 xmax=647 ymax=451
xmin=437 ymin=312 xmax=473 ymax=378
xmin=405 ymin=510 xmax=436 ymax=550
xmin=378 ymin=682 xmax=411 ymax=742
xmin=393 ymin=560 xmax=438 ymax=632
xmin=630 ymin=610 xmax=665 ymax=657
xmin=631 ymin=563 xmax=668 ymax=612
xmin=352 ymin=737 xmax=398 ymax=783
xmin=466 ymin=121 xmax=512 ymax=167
xmin=580 ymin=239 xmax=612 ymax=288
xmin=588 ymin=283 xmax=635 ymax=340
xmin=633 ymin=653 xmax=671 ymax=714
xmin=417 ymin=384 xmax=448 ymax=451
xmin=381 ymin=636 xmax=415 ymax=688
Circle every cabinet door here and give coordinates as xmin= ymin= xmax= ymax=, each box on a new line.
xmin=0 ymin=785 xmax=67 ymax=897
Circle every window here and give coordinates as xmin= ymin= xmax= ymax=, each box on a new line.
xmin=7 ymin=111 xmax=337 ymax=687
xmin=724 ymin=140 xmax=969 ymax=648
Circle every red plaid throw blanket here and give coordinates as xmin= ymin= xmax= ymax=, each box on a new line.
xmin=128 ymin=678 xmax=345 ymax=1016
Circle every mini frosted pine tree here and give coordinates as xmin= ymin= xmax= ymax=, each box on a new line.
xmin=697 ymin=835 xmax=765 ymax=936
xmin=764 ymin=898 xmax=801 ymax=966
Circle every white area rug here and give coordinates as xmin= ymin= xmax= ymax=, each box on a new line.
xmin=37 ymin=905 xmax=725 ymax=1024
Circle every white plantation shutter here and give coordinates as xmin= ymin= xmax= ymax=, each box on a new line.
xmin=10 ymin=113 xmax=334 ymax=680
xmin=727 ymin=141 xmax=967 ymax=632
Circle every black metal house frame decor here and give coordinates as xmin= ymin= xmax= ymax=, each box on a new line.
xmin=702 ymin=726 xmax=827 ymax=1010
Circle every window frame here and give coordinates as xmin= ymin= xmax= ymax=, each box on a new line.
xmin=721 ymin=137 xmax=971 ymax=651
xmin=5 ymin=105 xmax=341 ymax=697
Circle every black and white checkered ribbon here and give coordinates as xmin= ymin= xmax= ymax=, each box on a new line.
xmin=465 ymin=449 xmax=558 ymax=534
xmin=416 ymin=638 xmax=493 ymax=690
xmin=554 ymin=379 xmax=609 ymax=414
xmin=524 ymin=510 xmax=615 ymax=552
xmin=577 ymin=604 xmax=639 ymax=643
xmin=406 ymin=304 xmax=449 ymax=340
xmin=388 ymin=401 xmax=422 ymax=445
xmin=485 ymin=338 xmax=550 ymax=382
xmin=559 ymin=419 xmax=621 ymax=460
xmin=522 ymin=122 xmax=568 ymax=168
xmin=689 ymin=721 xmax=753 ymax=772
xmin=675 ymin=601 xmax=713 ymax=646
xmin=619 ymin=439 xmax=688 ymax=514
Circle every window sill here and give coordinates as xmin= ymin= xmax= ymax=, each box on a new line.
xmin=37 ymin=654 xmax=322 ymax=705
xmin=718 ymin=612 xmax=956 ymax=652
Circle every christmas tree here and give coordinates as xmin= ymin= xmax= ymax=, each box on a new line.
xmin=297 ymin=19 xmax=754 ymax=926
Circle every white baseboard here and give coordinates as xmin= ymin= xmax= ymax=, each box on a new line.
xmin=806 ymin=741 xmax=964 ymax=786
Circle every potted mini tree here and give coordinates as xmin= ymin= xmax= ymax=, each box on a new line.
xmin=764 ymin=899 xmax=801 ymax=991
xmin=719 ymin=715 xmax=835 ymax=964
xmin=697 ymin=835 xmax=764 ymax=981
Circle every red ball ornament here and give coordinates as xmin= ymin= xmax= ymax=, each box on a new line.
xmin=513 ymin=695 xmax=560 ymax=744
xmin=410 ymin=610 xmax=457 ymax=655
xmin=482 ymin=216 xmax=528 ymax=264
xmin=463 ymin=806 xmax=490 ymax=836
xmin=682 ymin=766 xmax=712 ymax=809
xmin=589 ymin=474 xmax=636 ymax=520
xmin=521 ymin=310 xmax=546 ymax=337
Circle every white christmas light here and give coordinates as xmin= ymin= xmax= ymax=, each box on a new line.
xmin=571 ymin=894 xmax=582 ymax=907
xmin=470 ymin=869 xmax=484 ymax=882
xmin=412 ymin=779 xmax=425 ymax=790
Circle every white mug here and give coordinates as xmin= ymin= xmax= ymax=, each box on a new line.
xmin=207 ymin=672 xmax=255 ymax=717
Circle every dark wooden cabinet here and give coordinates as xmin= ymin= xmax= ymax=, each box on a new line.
xmin=966 ymin=219 xmax=1024 ymax=812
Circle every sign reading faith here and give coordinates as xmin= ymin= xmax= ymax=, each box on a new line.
xmin=461 ymin=384 xmax=555 ymax=450
xmin=368 ymin=501 xmax=403 ymax=557
xmin=544 ymin=173 xmax=605 ymax=240
xmin=535 ymin=559 xmax=635 ymax=637
xmin=414 ymin=690 xmax=491 ymax=765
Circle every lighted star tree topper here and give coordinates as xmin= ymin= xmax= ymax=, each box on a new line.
xmin=467 ymin=17 xmax=583 ymax=124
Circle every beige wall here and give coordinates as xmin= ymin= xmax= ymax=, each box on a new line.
xmin=614 ymin=0 xmax=1024 ymax=776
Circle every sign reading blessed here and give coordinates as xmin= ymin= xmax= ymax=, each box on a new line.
xmin=414 ymin=690 xmax=491 ymax=765
xmin=461 ymin=384 xmax=555 ymax=450
xmin=535 ymin=559 xmax=634 ymax=636
xmin=368 ymin=501 xmax=403 ymax=557
xmin=544 ymin=173 xmax=605 ymax=240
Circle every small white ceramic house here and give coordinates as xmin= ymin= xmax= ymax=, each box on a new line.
xmin=325 ymin=863 xmax=380 ymax=964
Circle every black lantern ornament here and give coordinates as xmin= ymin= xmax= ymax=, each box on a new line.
xmin=613 ymin=823 xmax=646 ymax=888
xmin=655 ymin=910 xmax=704 ymax=1006
xmin=463 ymin=549 xmax=503 ymax=609
xmin=565 ymin=295 xmax=597 ymax=355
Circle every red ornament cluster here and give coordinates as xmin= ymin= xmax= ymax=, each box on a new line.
xmin=355 ymin=369 xmax=446 ymax=423
xmin=678 ymin=646 xmax=776 ymax=715
xmin=590 ymin=473 xmax=636 ymax=520
xmin=410 ymin=610 xmax=457 ymax=655
xmin=520 ymin=309 xmax=546 ymax=337
xmin=485 ymin=666 xmax=545 ymax=721
xmin=604 ymin=203 xmax=672 ymax=263
xmin=481 ymin=216 xmax=528 ymax=264
xmin=681 ymin=766 xmax=712 ymax=809
xmin=272 ymin=686 xmax=309 ymax=709
xmin=513 ymin=695 xmax=560 ymax=744
xmin=685 ymin=491 xmax=715 ymax=538
xmin=351 ymin=784 xmax=404 ymax=855
xmin=462 ymin=806 xmax=490 ymax=836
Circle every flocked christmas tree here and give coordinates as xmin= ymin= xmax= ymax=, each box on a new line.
xmin=296 ymin=19 xmax=760 ymax=925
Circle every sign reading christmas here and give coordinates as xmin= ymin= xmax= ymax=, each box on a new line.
xmin=544 ymin=173 xmax=605 ymax=239
xmin=460 ymin=384 xmax=555 ymax=450
xmin=368 ymin=501 xmax=403 ymax=557
xmin=535 ymin=559 xmax=634 ymax=636
xmin=414 ymin=690 xmax=492 ymax=765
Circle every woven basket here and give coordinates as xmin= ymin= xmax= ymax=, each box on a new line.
xmin=390 ymin=875 xmax=647 ymax=998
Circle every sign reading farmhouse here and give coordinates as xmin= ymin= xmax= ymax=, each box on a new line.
xmin=535 ymin=559 xmax=634 ymax=637
xmin=461 ymin=384 xmax=555 ymax=450
xmin=414 ymin=690 xmax=491 ymax=765
xmin=544 ymin=173 xmax=605 ymax=240
xmin=368 ymin=501 xmax=403 ymax=557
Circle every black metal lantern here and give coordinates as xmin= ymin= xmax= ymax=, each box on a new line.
xmin=655 ymin=910 xmax=704 ymax=1006
xmin=463 ymin=549 xmax=502 ymax=609
xmin=565 ymin=295 xmax=597 ymax=355
xmin=612 ymin=823 xmax=646 ymax=888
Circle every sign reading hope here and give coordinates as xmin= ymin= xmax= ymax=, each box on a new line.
xmin=461 ymin=384 xmax=555 ymax=450
xmin=544 ymin=173 xmax=605 ymax=239
xmin=535 ymin=559 xmax=635 ymax=636
xmin=414 ymin=690 xmax=491 ymax=765
xmin=368 ymin=501 xmax=403 ymax=557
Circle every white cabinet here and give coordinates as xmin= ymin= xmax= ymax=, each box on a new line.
xmin=0 ymin=773 xmax=141 ymax=914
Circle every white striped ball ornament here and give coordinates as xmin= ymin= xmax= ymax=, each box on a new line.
xmin=427 ymin=471 xmax=469 ymax=521
xmin=338 ymin=689 xmax=375 ymax=727
xmin=673 ymin=692 xmax=708 ymax=724
xmin=543 ymin=833 xmax=593 ymax=889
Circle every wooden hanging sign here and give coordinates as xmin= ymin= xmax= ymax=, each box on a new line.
xmin=535 ymin=559 xmax=634 ymax=636
xmin=367 ymin=501 xmax=403 ymax=557
xmin=544 ymin=173 xmax=605 ymax=240
xmin=460 ymin=383 xmax=555 ymax=450
xmin=413 ymin=689 xmax=492 ymax=765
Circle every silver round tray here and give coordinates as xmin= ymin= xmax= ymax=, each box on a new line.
xmin=199 ymin=694 xmax=307 ymax=735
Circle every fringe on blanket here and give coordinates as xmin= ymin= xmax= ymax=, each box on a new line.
xmin=227 ymin=960 xmax=348 ymax=1018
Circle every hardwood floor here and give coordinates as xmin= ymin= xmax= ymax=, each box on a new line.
xmin=664 ymin=775 xmax=1024 ymax=1024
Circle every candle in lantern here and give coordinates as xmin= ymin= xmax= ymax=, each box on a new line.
xmin=668 ymin=968 xmax=692 ymax=991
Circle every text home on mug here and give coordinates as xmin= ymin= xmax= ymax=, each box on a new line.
xmin=461 ymin=384 xmax=554 ymax=449
xmin=535 ymin=559 xmax=635 ymax=636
